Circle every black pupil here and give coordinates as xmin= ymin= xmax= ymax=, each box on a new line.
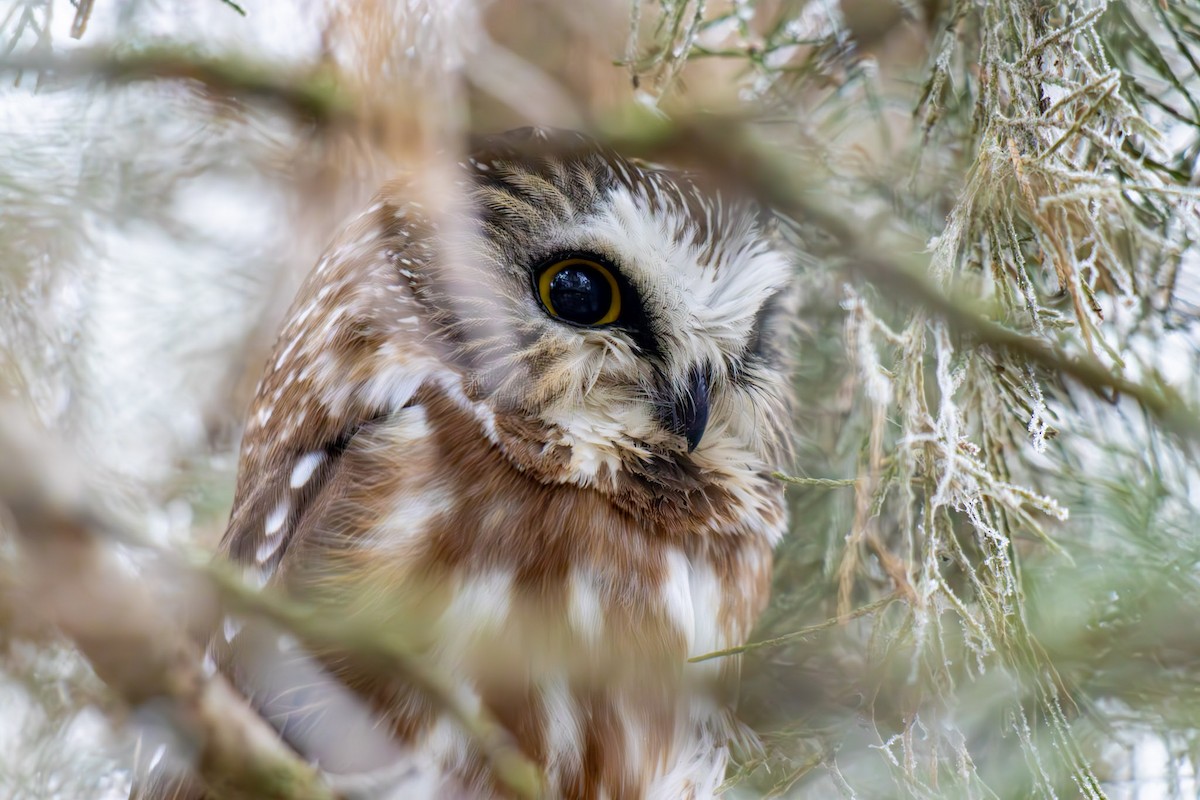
xmin=548 ymin=265 xmax=612 ymax=325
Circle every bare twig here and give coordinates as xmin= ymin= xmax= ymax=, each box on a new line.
xmin=69 ymin=0 xmax=94 ymax=40
xmin=220 ymin=0 xmax=248 ymax=17
xmin=689 ymin=592 xmax=900 ymax=662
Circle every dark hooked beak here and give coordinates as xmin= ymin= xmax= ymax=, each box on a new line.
xmin=662 ymin=368 xmax=710 ymax=453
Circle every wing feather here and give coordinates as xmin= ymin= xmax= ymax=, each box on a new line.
xmin=223 ymin=184 xmax=442 ymax=582
xmin=138 ymin=187 xmax=452 ymax=798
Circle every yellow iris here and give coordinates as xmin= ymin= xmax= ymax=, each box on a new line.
xmin=537 ymin=257 xmax=622 ymax=326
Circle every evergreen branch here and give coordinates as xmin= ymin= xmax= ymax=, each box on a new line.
xmin=845 ymin=258 xmax=1200 ymax=442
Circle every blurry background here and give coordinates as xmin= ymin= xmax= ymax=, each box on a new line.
xmin=2 ymin=0 xmax=1200 ymax=797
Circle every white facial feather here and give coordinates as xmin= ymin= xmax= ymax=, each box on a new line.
xmin=581 ymin=186 xmax=790 ymax=324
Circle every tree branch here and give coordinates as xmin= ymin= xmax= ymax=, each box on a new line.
xmin=201 ymin=563 xmax=542 ymax=799
xmin=0 ymin=421 xmax=336 ymax=800
xmin=0 ymin=416 xmax=541 ymax=800
xmin=0 ymin=48 xmax=349 ymax=124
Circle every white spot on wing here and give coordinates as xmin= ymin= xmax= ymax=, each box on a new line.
xmin=541 ymin=675 xmax=583 ymax=780
xmin=258 ymin=500 xmax=289 ymax=565
xmin=289 ymin=451 xmax=325 ymax=489
xmin=274 ymin=334 xmax=303 ymax=370
xmin=256 ymin=532 xmax=285 ymax=563
xmin=436 ymin=570 xmax=514 ymax=659
xmin=222 ymin=616 xmax=243 ymax=643
xmin=201 ymin=647 xmax=218 ymax=677
xmin=265 ymin=500 xmax=289 ymax=535
xmin=567 ymin=568 xmax=606 ymax=646
xmin=147 ymin=743 xmax=167 ymax=773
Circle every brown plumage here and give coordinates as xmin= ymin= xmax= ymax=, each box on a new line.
xmin=138 ymin=129 xmax=797 ymax=799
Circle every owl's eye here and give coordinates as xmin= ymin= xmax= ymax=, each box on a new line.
xmin=536 ymin=257 xmax=622 ymax=326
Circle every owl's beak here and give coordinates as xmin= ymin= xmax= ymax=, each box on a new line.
xmin=663 ymin=368 xmax=710 ymax=453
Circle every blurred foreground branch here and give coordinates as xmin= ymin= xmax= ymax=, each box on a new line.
xmin=2 ymin=41 xmax=1185 ymax=439
xmin=0 ymin=414 xmax=542 ymax=799
xmin=201 ymin=563 xmax=543 ymax=799
xmin=0 ymin=47 xmax=350 ymax=124
xmin=0 ymin=421 xmax=335 ymax=800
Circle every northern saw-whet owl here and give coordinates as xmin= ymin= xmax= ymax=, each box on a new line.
xmin=141 ymin=128 xmax=797 ymax=800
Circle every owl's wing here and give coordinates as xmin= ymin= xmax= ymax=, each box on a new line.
xmin=222 ymin=183 xmax=446 ymax=584
xmin=136 ymin=189 xmax=460 ymax=799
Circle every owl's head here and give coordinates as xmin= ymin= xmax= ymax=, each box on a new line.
xmin=413 ymin=129 xmax=797 ymax=494
xmin=243 ymin=128 xmax=796 ymax=525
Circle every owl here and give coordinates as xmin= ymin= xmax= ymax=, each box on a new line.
xmin=140 ymin=128 xmax=797 ymax=800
